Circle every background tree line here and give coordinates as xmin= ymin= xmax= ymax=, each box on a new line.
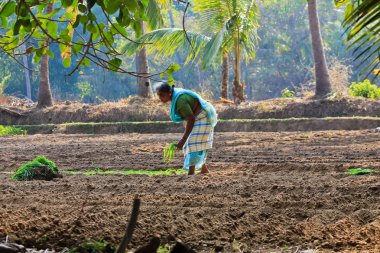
xmin=0 ymin=0 xmax=378 ymax=106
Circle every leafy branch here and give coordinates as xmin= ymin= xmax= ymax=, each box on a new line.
xmin=0 ymin=0 xmax=184 ymax=79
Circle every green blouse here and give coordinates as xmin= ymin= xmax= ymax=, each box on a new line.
xmin=175 ymin=94 xmax=197 ymax=118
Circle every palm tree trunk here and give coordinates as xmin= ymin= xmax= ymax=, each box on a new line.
xmin=37 ymin=3 xmax=53 ymax=108
xmin=136 ymin=21 xmax=152 ymax=98
xmin=243 ymin=67 xmax=252 ymax=100
xmin=221 ymin=50 xmax=229 ymax=100
xmin=232 ymin=37 xmax=245 ymax=104
xmin=307 ymin=0 xmax=332 ymax=97
xmin=22 ymin=45 xmax=31 ymax=101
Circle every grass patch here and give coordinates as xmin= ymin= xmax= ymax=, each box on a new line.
xmin=12 ymin=156 xmax=60 ymax=181
xmin=69 ymin=240 xmax=115 ymax=253
xmin=0 ymin=125 xmax=27 ymax=135
xmin=346 ymin=168 xmax=378 ymax=175
xmin=218 ymin=116 xmax=380 ymax=122
xmin=63 ymin=168 xmax=186 ymax=176
xmin=14 ymin=116 xmax=380 ymax=127
xmin=13 ymin=116 xmax=380 ymax=135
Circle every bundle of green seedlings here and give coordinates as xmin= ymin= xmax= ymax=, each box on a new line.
xmin=163 ymin=142 xmax=177 ymax=163
xmin=0 ymin=125 xmax=26 ymax=135
xmin=12 ymin=156 xmax=60 ymax=181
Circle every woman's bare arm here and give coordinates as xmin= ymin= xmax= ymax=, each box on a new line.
xmin=177 ymin=114 xmax=195 ymax=149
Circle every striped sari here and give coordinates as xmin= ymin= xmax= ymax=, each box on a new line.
xmin=183 ymin=109 xmax=214 ymax=170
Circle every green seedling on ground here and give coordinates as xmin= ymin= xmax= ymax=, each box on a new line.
xmin=12 ymin=156 xmax=59 ymax=181
xmin=346 ymin=168 xmax=378 ymax=175
xmin=163 ymin=142 xmax=177 ymax=163
xmin=63 ymin=168 xmax=186 ymax=176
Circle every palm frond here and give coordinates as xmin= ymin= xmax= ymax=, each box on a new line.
xmin=154 ymin=0 xmax=172 ymax=8
xmin=202 ymin=24 xmax=228 ymax=68
xmin=146 ymin=0 xmax=164 ymax=31
xmin=126 ymin=0 xmax=260 ymax=70
xmin=146 ymin=0 xmax=174 ymax=31
xmin=193 ymin=0 xmax=260 ymax=67
xmin=193 ymin=0 xmax=229 ymax=32
xmin=122 ymin=28 xmax=210 ymax=63
xmin=341 ymin=0 xmax=380 ymax=78
xmin=240 ymin=1 xmax=260 ymax=61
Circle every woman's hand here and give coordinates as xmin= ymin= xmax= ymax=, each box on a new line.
xmin=177 ymin=138 xmax=186 ymax=150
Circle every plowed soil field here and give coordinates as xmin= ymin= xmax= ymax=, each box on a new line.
xmin=1 ymin=131 xmax=380 ymax=252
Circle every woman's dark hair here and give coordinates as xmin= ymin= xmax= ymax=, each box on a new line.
xmin=154 ymin=81 xmax=174 ymax=93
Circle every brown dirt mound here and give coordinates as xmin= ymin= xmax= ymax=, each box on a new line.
xmin=0 ymin=131 xmax=380 ymax=252
xmin=0 ymin=95 xmax=33 ymax=109
xmin=1 ymin=96 xmax=380 ymax=125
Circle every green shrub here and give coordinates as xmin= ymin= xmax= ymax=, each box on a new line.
xmin=281 ymin=88 xmax=295 ymax=98
xmin=0 ymin=125 xmax=27 ymax=135
xmin=349 ymin=79 xmax=380 ymax=99
xmin=76 ymin=81 xmax=94 ymax=102
xmin=12 ymin=156 xmax=59 ymax=181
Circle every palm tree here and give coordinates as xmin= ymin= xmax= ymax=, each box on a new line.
xmin=340 ymin=0 xmax=380 ymax=78
xmin=37 ymin=3 xmax=54 ymax=108
xmin=307 ymin=0 xmax=332 ymax=97
xmin=124 ymin=0 xmax=259 ymax=104
xmin=195 ymin=0 xmax=259 ymax=104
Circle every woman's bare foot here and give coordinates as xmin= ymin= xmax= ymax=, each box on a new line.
xmin=200 ymin=164 xmax=209 ymax=174
xmin=188 ymin=166 xmax=195 ymax=175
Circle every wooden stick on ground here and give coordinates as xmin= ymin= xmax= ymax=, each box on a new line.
xmin=115 ymin=195 xmax=141 ymax=253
